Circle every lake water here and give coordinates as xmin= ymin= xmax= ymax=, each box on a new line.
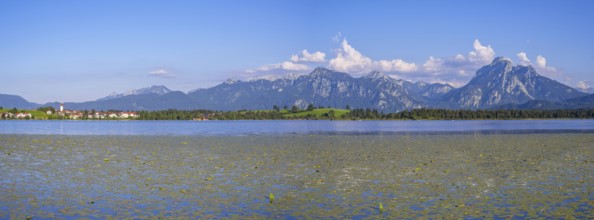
xmin=2 ymin=120 xmax=593 ymax=218
xmin=1 ymin=119 xmax=594 ymax=135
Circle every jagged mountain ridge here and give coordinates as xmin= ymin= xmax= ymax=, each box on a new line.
xmin=187 ymin=67 xmax=453 ymax=111
xmin=1 ymin=58 xmax=592 ymax=111
xmin=439 ymin=57 xmax=585 ymax=109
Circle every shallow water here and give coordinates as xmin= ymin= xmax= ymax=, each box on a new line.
xmin=1 ymin=133 xmax=593 ymax=218
xmin=2 ymin=119 xmax=594 ymax=135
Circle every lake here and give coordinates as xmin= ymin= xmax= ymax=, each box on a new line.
xmin=1 ymin=120 xmax=593 ymax=218
xmin=1 ymin=119 xmax=594 ymax=135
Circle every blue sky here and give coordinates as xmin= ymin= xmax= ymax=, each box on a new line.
xmin=1 ymin=0 xmax=593 ymax=103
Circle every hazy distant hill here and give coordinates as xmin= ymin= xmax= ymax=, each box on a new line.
xmin=0 ymin=94 xmax=39 ymax=109
xmin=97 ymin=85 xmax=173 ymax=101
xmin=45 ymin=91 xmax=196 ymax=111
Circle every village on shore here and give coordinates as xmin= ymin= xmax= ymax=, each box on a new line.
xmin=1 ymin=104 xmax=139 ymax=120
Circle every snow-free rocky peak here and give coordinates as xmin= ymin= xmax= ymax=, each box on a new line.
xmin=136 ymin=85 xmax=172 ymax=95
xmin=440 ymin=57 xmax=584 ymax=109
xmin=364 ymin=71 xmax=392 ymax=81
xmin=309 ymin=67 xmax=339 ymax=77
xmin=97 ymin=85 xmax=172 ymax=101
xmin=224 ymin=79 xmax=239 ymax=85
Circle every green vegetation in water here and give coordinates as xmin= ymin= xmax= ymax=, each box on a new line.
xmin=0 ymin=133 xmax=592 ymax=218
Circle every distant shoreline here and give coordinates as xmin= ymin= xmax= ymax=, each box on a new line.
xmin=2 ymin=107 xmax=594 ymax=121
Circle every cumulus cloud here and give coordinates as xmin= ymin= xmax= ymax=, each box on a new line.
xmin=254 ymin=61 xmax=309 ymax=72
xmin=534 ymin=55 xmax=558 ymax=75
xmin=423 ymin=56 xmax=444 ymax=72
xmin=576 ymin=81 xmax=590 ymax=90
xmin=378 ymin=59 xmax=418 ymax=72
xmin=425 ymin=39 xmax=497 ymax=73
xmin=324 ymin=38 xmax=497 ymax=86
xmin=328 ymin=39 xmax=373 ymax=73
xmin=149 ymin=68 xmax=174 ymax=78
xmin=240 ymin=37 xmax=577 ymax=89
xmin=513 ymin=52 xmax=560 ymax=78
xmin=328 ymin=38 xmax=417 ymax=75
xmin=245 ymin=49 xmax=323 ymax=78
xmin=412 ymin=39 xmax=499 ymax=86
xmin=290 ymin=50 xmax=326 ymax=63
xmin=468 ymin=39 xmax=495 ymax=63
xmin=517 ymin=52 xmax=531 ymax=65
xmin=535 ymin=55 xmax=547 ymax=68
xmin=429 ymin=39 xmax=493 ymax=72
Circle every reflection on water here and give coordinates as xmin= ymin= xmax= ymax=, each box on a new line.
xmin=1 ymin=119 xmax=594 ymax=136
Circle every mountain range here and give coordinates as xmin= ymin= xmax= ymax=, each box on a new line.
xmin=1 ymin=57 xmax=592 ymax=112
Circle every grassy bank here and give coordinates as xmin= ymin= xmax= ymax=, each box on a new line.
xmin=0 ymin=108 xmax=49 ymax=119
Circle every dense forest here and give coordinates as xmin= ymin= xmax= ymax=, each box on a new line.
xmin=135 ymin=108 xmax=594 ymax=120
xmin=358 ymin=108 xmax=594 ymax=120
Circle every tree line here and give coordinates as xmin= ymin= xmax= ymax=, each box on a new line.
xmin=136 ymin=108 xmax=594 ymax=120
xmin=4 ymin=106 xmax=594 ymax=120
xmin=346 ymin=108 xmax=594 ymax=120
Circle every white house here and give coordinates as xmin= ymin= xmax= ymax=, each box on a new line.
xmin=15 ymin=112 xmax=32 ymax=119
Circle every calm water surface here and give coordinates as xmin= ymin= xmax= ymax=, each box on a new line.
xmin=1 ymin=120 xmax=594 ymax=135
xmin=2 ymin=121 xmax=593 ymax=218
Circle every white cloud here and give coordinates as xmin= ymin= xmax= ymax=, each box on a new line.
xmin=536 ymin=55 xmax=547 ymax=68
xmin=240 ymin=37 xmax=578 ymax=90
xmin=328 ymin=39 xmax=373 ymax=73
xmin=324 ymin=38 xmax=496 ymax=86
xmin=245 ymin=49 xmax=320 ymax=78
xmin=514 ymin=52 xmax=557 ymax=71
xmin=517 ymin=52 xmax=531 ymax=65
xmin=290 ymin=50 xmax=326 ymax=63
xmin=576 ymin=81 xmax=590 ymax=90
xmin=328 ymin=38 xmax=417 ymax=75
xmin=468 ymin=39 xmax=495 ymax=64
xmin=149 ymin=68 xmax=173 ymax=78
xmin=531 ymin=54 xmax=559 ymax=78
xmin=424 ymin=39 xmax=497 ymax=73
xmin=423 ymin=56 xmax=444 ymax=72
xmin=255 ymin=61 xmax=309 ymax=72
xmin=410 ymin=39 xmax=499 ymax=86
xmin=377 ymin=59 xmax=418 ymax=72
xmin=514 ymin=52 xmax=560 ymax=78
